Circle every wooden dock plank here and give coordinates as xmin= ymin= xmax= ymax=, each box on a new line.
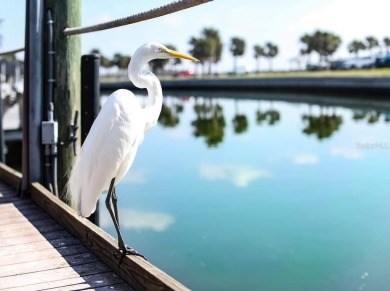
xmin=32 ymin=182 xmax=190 ymax=291
xmin=0 ymin=163 xmax=188 ymax=291
xmin=0 ymin=244 xmax=89 ymax=266
xmin=0 ymin=223 xmax=64 ymax=239
xmin=0 ymin=252 xmax=100 ymax=277
xmin=0 ymin=236 xmax=80 ymax=256
xmin=7 ymin=272 xmax=129 ymax=291
xmin=0 ymin=229 xmax=71 ymax=247
xmin=0 ymin=163 xmax=22 ymax=186
xmin=0 ymin=261 xmax=111 ymax=289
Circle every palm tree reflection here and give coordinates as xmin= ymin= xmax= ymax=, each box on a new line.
xmin=232 ymin=99 xmax=249 ymax=134
xmin=352 ymin=110 xmax=387 ymax=124
xmin=158 ymin=98 xmax=184 ymax=128
xmin=302 ymin=106 xmax=343 ymax=140
xmin=191 ymin=98 xmax=226 ymax=147
xmin=256 ymin=101 xmax=281 ymax=126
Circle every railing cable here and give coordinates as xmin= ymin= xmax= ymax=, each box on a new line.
xmin=64 ymin=0 xmax=212 ymax=36
xmin=0 ymin=48 xmax=25 ymax=56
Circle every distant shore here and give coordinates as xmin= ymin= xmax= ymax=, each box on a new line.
xmin=101 ymin=75 xmax=390 ymax=97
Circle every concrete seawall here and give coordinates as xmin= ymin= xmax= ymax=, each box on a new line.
xmin=101 ymin=77 xmax=390 ymax=97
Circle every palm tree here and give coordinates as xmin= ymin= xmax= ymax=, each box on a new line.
xmin=253 ymin=45 xmax=265 ymax=72
xmin=300 ymin=31 xmax=341 ymax=64
xmin=366 ymin=36 xmax=379 ymax=56
xmin=230 ymin=37 xmax=246 ymax=73
xmin=264 ymin=42 xmax=278 ymax=71
xmin=90 ymin=49 xmax=112 ymax=71
xmin=189 ymin=28 xmax=223 ymax=75
xmin=189 ymin=37 xmax=211 ymax=74
xmin=112 ymin=53 xmax=131 ymax=76
xmin=150 ymin=44 xmax=177 ymax=74
xmin=383 ymin=37 xmax=390 ymax=54
xmin=300 ymin=34 xmax=314 ymax=66
xmin=348 ymin=40 xmax=366 ymax=57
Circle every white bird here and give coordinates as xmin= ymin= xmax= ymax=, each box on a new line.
xmin=67 ymin=42 xmax=198 ymax=258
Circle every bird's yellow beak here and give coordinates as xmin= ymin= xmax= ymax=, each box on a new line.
xmin=166 ymin=48 xmax=199 ymax=62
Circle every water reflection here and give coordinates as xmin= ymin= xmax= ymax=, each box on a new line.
xmin=256 ymin=101 xmax=281 ymax=126
xmin=158 ymin=99 xmax=184 ymax=128
xmin=302 ymin=107 xmax=343 ymax=140
xmin=191 ymin=98 xmax=226 ymax=147
xmin=153 ymin=93 xmax=390 ymax=147
xmin=100 ymin=194 xmax=174 ymax=232
xmin=232 ymin=99 xmax=249 ymax=134
xmin=352 ymin=109 xmax=387 ymax=124
xmin=98 ymin=91 xmax=390 ymax=291
xmin=199 ymin=164 xmax=271 ymax=187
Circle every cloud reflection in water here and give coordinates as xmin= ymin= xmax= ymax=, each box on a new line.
xmin=100 ymin=206 xmax=174 ymax=232
xmin=200 ymin=164 xmax=271 ymax=187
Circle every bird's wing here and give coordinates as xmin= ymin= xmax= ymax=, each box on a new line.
xmin=68 ymin=89 xmax=144 ymax=217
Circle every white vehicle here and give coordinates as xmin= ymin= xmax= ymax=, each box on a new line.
xmin=341 ymin=56 xmax=376 ymax=69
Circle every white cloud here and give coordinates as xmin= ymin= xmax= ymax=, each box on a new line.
xmin=292 ymin=154 xmax=319 ymax=165
xmin=331 ymin=147 xmax=363 ymax=160
xmin=199 ymin=165 xmax=271 ymax=187
xmin=100 ymin=208 xmax=174 ymax=232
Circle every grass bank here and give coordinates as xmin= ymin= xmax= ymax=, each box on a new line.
xmin=101 ymin=68 xmax=390 ymax=83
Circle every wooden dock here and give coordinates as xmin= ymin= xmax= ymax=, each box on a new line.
xmin=0 ymin=163 xmax=189 ymax=290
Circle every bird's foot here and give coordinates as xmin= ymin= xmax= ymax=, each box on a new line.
xmin=118 ymin=244 xmax=147 ymax=262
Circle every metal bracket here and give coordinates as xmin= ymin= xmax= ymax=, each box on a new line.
xmin=69 ymin=110 xmax=79 ymax=156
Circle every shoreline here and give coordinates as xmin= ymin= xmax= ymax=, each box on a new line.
xmin=101 ymin=76 xmax=390 ymax=97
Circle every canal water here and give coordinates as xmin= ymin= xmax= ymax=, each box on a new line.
xmin=98 ymin=91 xmax=390 ymax=291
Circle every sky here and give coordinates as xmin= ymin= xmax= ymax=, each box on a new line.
xmin=1 ymin=0 xmax=389 ymax=72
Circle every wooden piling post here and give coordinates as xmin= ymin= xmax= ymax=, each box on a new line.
xmin=45 ymin=0 xmax=81 ymax=195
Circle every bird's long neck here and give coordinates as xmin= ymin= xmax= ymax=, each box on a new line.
xmin=128 ymin=57 xmax=163 ymax=132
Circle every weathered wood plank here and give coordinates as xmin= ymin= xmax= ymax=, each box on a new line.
xmin=94 ymin=283 xmax=134 ymax=291
xmin=0 ymin=163 xmax=22 ymax=187
xmin=0 ymin=261 xmax=110 ymax=289
xmin=0 ymin=222 xmax=64 ymax=238
xmin=0 ymin=211 xmax=48 ymax=229
xmin=0 ymin=200 xmax=37 ymax=210
xmin=0 ymin=252 xmax=100 ymax=277
xmin=0 ymin=236 xmax=80 ymax=256
xmin=0 ymin=197 xmax=20 ymax=204
xmin=31 ymin=182 xmax=190 ymax=291
xmin=7 ymin=272 xmax=128 ymax=291
xmin=0 ymin=229 xmax=71 ymax=247
xmin=0 ymin=207 xmax=43 ymax=220
xmin=0 ymin=244 xmax=89 ymax=266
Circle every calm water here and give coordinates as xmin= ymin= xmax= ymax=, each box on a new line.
xmin=98 ymin=91 xmax=390 ymax=291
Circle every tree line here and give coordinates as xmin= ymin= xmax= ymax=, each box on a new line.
xmin=300 ymin=31 xmax=390 ymax=65
xmin=91 ymin=28 xmax=390 ymax=74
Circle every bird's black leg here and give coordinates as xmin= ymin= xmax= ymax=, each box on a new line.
xmin=112 ymin=186 xmax=119 ymax=229
xmin=105 ymin=177 xmax=146 ymax=260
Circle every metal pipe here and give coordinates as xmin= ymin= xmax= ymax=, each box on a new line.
xmin=43 ymin=8 xmax=58 ymax=197
xmin=22 ymin=0 xmax=44 ymax=196
xmin=0 ymin=68 xmax=5 ymax=163
xmin=63 ymin=0 xmax=212 ymax=36
xmin=81 ymin=54 xmax=100 ymax=224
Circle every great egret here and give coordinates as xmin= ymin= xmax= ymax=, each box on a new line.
xmin=67 ymin=42 xmax=198 ymax=258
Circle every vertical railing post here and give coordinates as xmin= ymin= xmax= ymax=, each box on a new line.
xmin=22 ymin=0 xmax=44 ymax=196
xmin=81 ymin=54 xmax=100 ymax=224
xmin=44 ymin=0 xmax=81 ymax=196
xmin=0 ymin=73 xmax=5 ymax=163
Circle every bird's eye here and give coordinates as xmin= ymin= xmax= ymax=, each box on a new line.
xmin=158 ymin=47 xmax=164 ymax=52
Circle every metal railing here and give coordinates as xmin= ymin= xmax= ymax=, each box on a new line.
xmin=64 ymin=0 xmax=212 ymax=36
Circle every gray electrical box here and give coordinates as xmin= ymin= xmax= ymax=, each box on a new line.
xmin=42 ymin=121 xmax=58 ymax=144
